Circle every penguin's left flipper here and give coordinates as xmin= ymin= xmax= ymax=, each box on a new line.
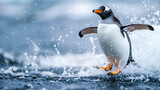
xmin=79 ymin=27 xmax=97 ymax=38
xmin=121 ymin=24 xmax=154 ymax=32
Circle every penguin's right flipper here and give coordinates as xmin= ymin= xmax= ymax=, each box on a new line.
xmin=121 ymin=24 xmax=154 ymax=32
xmin=79 ymin=27 xmax=97 ymax=38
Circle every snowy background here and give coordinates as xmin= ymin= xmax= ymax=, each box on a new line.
xmin=0 ymin=0 xmax=159 ymax=55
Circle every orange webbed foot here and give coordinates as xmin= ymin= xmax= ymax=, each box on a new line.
xmin=107 ymin=67 xmax=121 ymax=75
xmin=96 ymin=64 xmax=112 ymax=71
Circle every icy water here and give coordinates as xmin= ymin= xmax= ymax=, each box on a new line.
xmin=1 ymin=67 xmax=160 ymax=90
xmin=1 ymin=64 xmax=160 ymax=90
xmin=1 ymin=0 xmax=160 ymax=90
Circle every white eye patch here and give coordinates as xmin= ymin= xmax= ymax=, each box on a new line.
xmin=105 ymin=6 xmax=110 ymax=11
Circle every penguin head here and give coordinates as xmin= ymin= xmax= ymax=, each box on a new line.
xmin=93 ymin=6 xmax=113 ymax=20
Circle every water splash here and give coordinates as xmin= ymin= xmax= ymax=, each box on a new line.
xmin=130 ymin=10 xmax=160 ymax=25
xmin=89 ymin=37 xmax=97 ymax=55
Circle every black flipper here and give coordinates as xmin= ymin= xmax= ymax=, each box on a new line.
xmin=79 ymin=27 xmax=97 ymax=38
xmin=120 ymin=24 xmax=154 ymax=66
xmin=121 ymin=24 xmax=154 ymax=32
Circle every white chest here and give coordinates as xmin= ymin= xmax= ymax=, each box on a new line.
xmin=97 ymin=24 xmax=130 ymax=67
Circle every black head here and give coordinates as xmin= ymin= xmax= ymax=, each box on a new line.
xmin=93 ymin=6 xmax=113 ymax=20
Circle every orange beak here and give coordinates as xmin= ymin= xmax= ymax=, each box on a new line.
xmin=93 ymin=10 xmax=102 ymax=13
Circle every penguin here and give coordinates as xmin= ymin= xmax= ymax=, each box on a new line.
xmin=79 ymin=6 xmax=154 ymax=75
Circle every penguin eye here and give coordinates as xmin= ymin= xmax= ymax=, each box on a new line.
xmin=104 ymin=11 xmax=107 ymax=13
